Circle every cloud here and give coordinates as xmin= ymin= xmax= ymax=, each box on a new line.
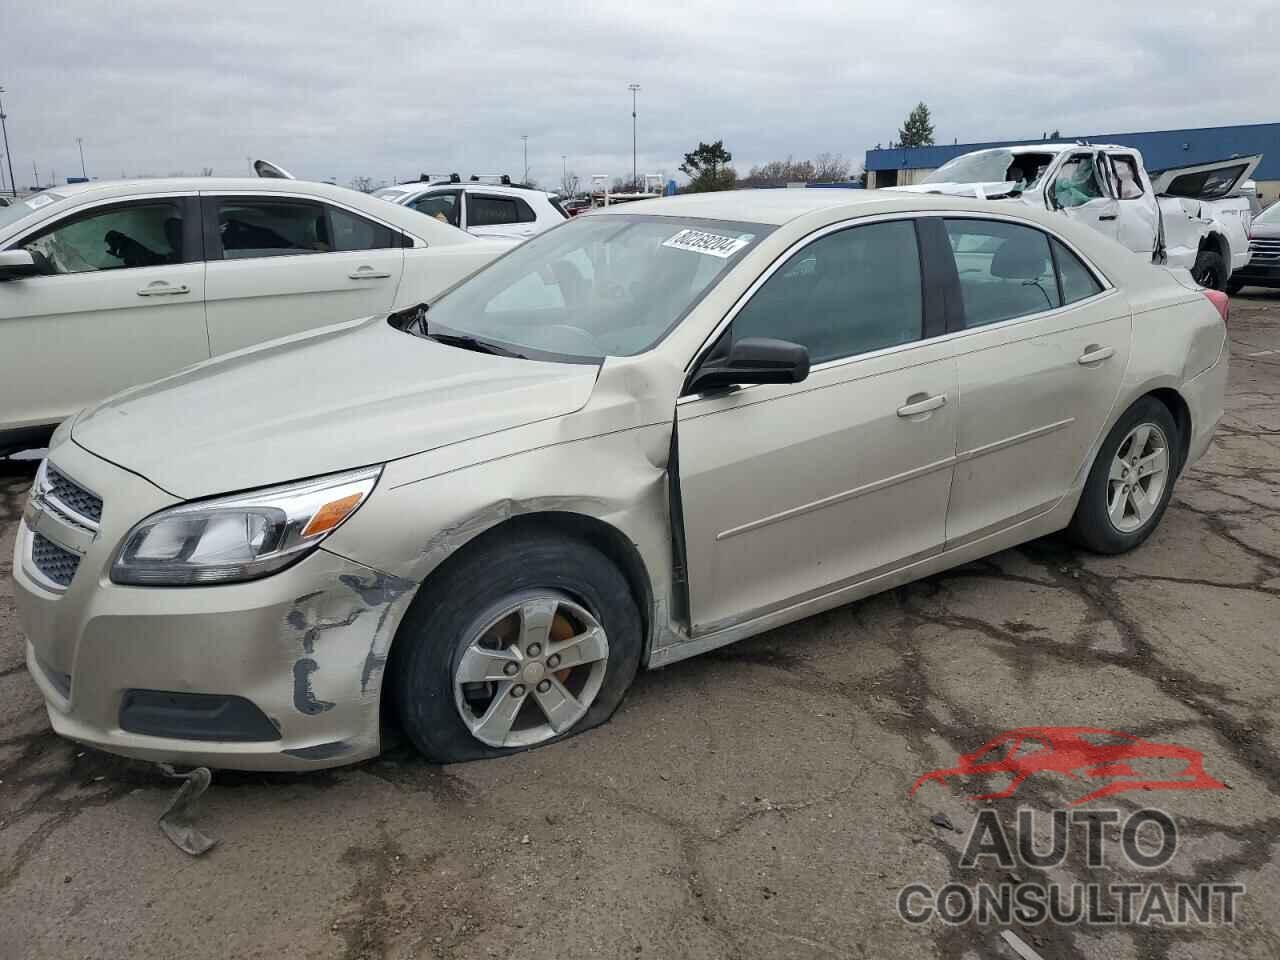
xmin=4 ymin=0 xmax=1276 ymax=189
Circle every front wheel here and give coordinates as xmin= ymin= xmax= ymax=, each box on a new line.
xmin=392 ymin=530 xmax=642 ymax=763
xmin=1226 ymin=278 xmax=1245 ymax=296
xmin=1067 ymin=398 xmax=1180 ymax=554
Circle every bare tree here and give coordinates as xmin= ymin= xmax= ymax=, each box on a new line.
xmin=200 ymin=166 xmax=214 ymax=177
xmin=560 ymin=169 xmax=581 ymax=198
xmin=812 ymin=152 xmax=852 ymax=182
xmin=350 ymin=176 xmax=374 ymax=193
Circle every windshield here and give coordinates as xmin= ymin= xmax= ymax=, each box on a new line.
xmin=0 ymin=192 xmax=65 ymax=232
xmin=417 ymin=214 xmax=772 ymax=360
xmin=1255 ymin=201 xmax=1280 ymax=225
xmin=922 ymin=149 xmax=1053 ymax=190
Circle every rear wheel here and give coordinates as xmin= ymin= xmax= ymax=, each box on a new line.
xmin=1067 ymin=397 xmax=1180 ymax=554
xmin=1191 ymin=248 xmax=1228 ymax=291
xmin=392 ymin=530 xmax=642 ymax=763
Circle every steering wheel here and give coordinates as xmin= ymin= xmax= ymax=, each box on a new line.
xmin=543 ymin=324 xmax=604 ymax=355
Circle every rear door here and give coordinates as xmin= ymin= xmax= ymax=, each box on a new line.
xmin=406 ymin=189 xmax=462 ymax=229
xmin=202 ymin=194 xmax=405 ymax=354
xmin=939 ymin=216 xmax=1131 ymax=547
xmin=677 ymin=217 xmax=957 ymax=634
xmin=465 ymin=192 xmax=539 ymax=241
xmin=1107 ymin=151 xmax=1160 ymax=257
xmin=0 ymin=195 xmax=208 ymax=431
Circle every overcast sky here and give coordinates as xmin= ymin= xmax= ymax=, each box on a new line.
xmin=4 ymin=0 xmax=1277 ymax=191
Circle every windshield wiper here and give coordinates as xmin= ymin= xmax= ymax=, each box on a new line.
xmin=390 ymin=303 xmax=527 ymax=358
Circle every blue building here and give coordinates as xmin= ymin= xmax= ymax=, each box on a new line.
xmin=865 ymin=121 xmax=1280 ymax=203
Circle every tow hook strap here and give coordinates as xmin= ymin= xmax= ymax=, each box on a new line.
xmin=157 ymin=764 xmax=218 ymax=856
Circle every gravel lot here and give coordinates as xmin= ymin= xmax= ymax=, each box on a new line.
xmin=3 ymin=292 xmax=1279 ymax=960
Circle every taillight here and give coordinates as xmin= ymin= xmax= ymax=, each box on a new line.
xmin=1203 ymin=289 xmax=1229 ymax=324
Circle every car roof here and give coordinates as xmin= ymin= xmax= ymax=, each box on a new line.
xmin=589 ymin=188 xmax=1097 ymax=227
xmin=399 ymin=182 xmax=553 ymax=199
xmin=0 ymin=177 xmax=481 ymax=246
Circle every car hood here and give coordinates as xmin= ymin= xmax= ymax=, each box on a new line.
xmin=72 ymin=316 xmax=599 ymax=499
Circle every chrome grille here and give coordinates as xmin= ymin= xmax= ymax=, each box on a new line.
xmin=46 ymin=466 xmax=103 ymax=524
xmin=1248 ymin=237 xmax=1280 ymax=264
xmin=31 ymin=532 xmax=82 ymax=588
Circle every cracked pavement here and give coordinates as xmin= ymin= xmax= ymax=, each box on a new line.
xmin=3 ymin=293 xmax=1280 ymax=960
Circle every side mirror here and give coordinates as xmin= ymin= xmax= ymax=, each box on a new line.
xmin=688 ymin=337 xmax=810 ymax=393
xmin=0 ymin=249 xmax=40 ymax=281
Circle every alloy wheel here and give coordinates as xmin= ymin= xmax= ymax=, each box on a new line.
xmin=1105 ymin=422 xmax=1170 ymax=533
xmin=453 ymin=591 xmax=609 ymax=748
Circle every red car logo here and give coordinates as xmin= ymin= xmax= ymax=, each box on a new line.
xmin=911 ymin=726 xmax=1226 ymax=805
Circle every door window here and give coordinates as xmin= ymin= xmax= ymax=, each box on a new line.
xmin=216 ymin=200 xmax=329 ymax=259
xmin=469 ymin=194 xmax=536 ymax=226
xmin=945 ymin=219 xmax=1061 ymax=327
xmin=328 ymin=206 xmax=396 ymax=251
xmin=730 ymin=219 xmax=923 ymax=363
xmin=1052 ymin=238 xmax=1104 ymax=304
xmin=410 ymin=191 xmax=460 ymax=227
xmin=1109 ymin=155 xmax=1144 ymax=199
xmin=1052 ymin=155 xmax=1105 ymax=209
xmin=22 ymin=201 xmax=186 ymax=274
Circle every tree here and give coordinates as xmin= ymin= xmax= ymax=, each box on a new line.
xmin=812 ymin=152 xmax=852 ymax=182
xmin=560 ymin=169 xmax=580 ymax=198
xmin=350 ymin=176 xmax=374 ymax=192
xmin=680 ymin=140 xmax=736 ymax=192
xmin=897 ymin=102 xmax=935 ymax=148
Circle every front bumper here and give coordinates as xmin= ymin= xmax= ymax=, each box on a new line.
xmin=13 ymin=442 xmax=417 ymax=772
xmin=1231 ymin=261 xmax=1280 ymax=289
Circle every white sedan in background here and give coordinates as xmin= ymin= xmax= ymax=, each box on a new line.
xmin=373 ymin=180 xmax=568 ymax=242
xmin=0 ymin=177 xmax=509 ymax=454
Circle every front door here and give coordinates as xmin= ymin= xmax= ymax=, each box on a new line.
xmin=1050 ymin=152 xmax=1120 ymax=243
xmin=677 ymin=217 xmax=957 ymax=635
xmin=938 ymin=217 xmax=1131 ymax=547
xmin=202 ymin=195 xmax=405 ymax=354
xmin=0 ymin=196 xmax=209 ymax=430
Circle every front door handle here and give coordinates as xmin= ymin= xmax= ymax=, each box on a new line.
xmin=348 ymin=268 xmax=392 ymax=280
xmin=136 ymin=282 xmax=191 ymax=297
xmin=1097 ymin=214 xmax=1118 ymax=221
xmin=897 ymin=393 xmax=947 ymax=418
xmin=1078 ymin=345 xmax=1115 ymax=365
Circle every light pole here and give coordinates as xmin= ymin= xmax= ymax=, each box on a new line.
xmin=521 ymin=135 xmax=528 ymax=184
xmin=0 ymin=87 xmax=16 ymax=197
xmin=76 ymin=137 xmax=86 ymax=178
xmin=561 ymin=154 xmax=566 ymax=193
xmin=628 ymin=83 xmax=640 ymax=190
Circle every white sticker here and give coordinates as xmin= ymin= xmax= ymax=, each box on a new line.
xmin=662 ymin=228 xmax=752 ymax=259
xmin=25 ymin=194 xmax=54 ymax=210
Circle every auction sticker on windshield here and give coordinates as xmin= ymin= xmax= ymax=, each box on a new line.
xmin=662 ymin=228 xmax=754 ymax=258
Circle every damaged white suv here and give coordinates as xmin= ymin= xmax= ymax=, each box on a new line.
xmin=15 ymin=190 xmax=1226 ymax=770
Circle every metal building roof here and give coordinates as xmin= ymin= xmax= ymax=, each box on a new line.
xmin=866 ymin=121 xmax=1280 ymax=179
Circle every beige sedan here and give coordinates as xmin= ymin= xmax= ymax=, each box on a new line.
xmin=13 ymin=190 xmax=1227 ymax=770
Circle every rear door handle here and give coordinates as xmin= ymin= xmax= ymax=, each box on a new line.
xmin=349 ymin=268 xmax=392 ymax=280
xmin=897 ymin=393 xmax=947 ymax=418
xmin=136 ymin=282 xmax=190 ymax=297
xmin=1097 ymin=214 xmax=1118 ymax=221
xmin=1078 ymin=345 xmax=1115 ymax=365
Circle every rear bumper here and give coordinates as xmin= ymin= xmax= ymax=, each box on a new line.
xmin=1183 ymin=345 xmax=1228 ymax=469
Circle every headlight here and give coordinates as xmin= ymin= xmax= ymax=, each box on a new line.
xmin=111 ymin=465 xmax=382 ymax=586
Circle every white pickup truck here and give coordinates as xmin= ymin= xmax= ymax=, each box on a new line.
xmin=891 ymin=143 xmax=1260 ymax=291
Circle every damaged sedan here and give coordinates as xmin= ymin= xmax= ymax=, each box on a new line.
xmin=14 ymin=190 xmax=1227 ymax=769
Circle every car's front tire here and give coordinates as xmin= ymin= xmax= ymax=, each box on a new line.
xmin=1067 ymin=397 xmax=1180 ymax=554
xmin=392 ymin=530 xmax=642 ymax=763
xmin=1191 ymin=248 xmax=1228 ymax=291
